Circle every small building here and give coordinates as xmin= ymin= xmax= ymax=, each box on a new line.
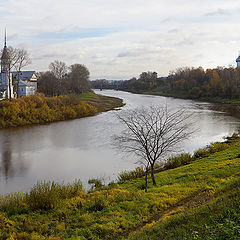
xmin=236 ymin=55 xmax=240 ymax=67
xmin=18 ymin=80 xmax=36 ymax=97
xmin=12 ymin=71 xmax=37 ymax=97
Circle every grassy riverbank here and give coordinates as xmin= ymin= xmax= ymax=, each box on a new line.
xmin=133 ymin=87 xmax=240 ymax=105
xmin=1 ymin=135 xmax=240 ymax=239
xmin=0 ymin=92 xmax=124 ymax=128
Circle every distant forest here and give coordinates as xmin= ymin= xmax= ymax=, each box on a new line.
xmin=91 ymin=67 xmax=240 ymax=99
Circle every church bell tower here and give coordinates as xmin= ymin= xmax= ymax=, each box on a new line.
xmin=1 ymin=29 xmax=10 ymax=73
xmin=0 ymin=29 xmax=14 ymax=99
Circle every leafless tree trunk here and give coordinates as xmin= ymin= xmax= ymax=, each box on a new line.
xmin=14 ymin=49 xmax=31 ymax=97
xmin=144 ymin=162 xmax=149 ymax=192
xmin=114 ymin=105 xmax=194 ymax=191
xmin=49 ymin=60 xmax=67 ymax=95
xmin=1 ymin=46 xmax=18 ymax=100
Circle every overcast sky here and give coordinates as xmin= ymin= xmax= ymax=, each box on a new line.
xmin=0 ymin=0 xmax=240 ymax=79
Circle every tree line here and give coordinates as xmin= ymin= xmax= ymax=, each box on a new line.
xmin=167 ymin=66 xmax=240 ymax=99
xmin=94 ymin=67 xmax=240 ymax=99
xmin=37 ymin=60 xmax=91 ymax=96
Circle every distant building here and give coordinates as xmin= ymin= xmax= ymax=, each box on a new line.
xmin=12 ymin=71 xmax=37 ymax=97
xmin=0 ymin=32 xmax=37 ymax=99
xmin=236 ymin=54 xmax=240 ymax=67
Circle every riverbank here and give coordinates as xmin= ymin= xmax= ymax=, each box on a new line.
xmin=126 ymin=87 xmax=240 ymax=105
xmin=1 ymin=134 xmax=240 ymax=239
xmin=0 ymin=92 xmax=124 ymax=129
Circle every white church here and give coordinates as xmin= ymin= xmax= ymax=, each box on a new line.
xmin=0 ymin=34 xmax=37 ymax=99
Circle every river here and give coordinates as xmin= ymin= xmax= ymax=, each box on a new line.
xmin=0 ymin=90 xmax=240 ymax=194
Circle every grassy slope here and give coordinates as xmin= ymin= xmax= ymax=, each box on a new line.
xmin=76 ymin=91 xmax=124 ymax=112
xmin=0 ymin=139 xmax=240 ymax=239
xmin=141 ymin=87 xmax=240 ymax=104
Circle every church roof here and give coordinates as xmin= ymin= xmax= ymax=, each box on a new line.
xmin=12 ymin=71 xmax=36 ymax=81
xmin=236 ymin=56 xmax=240 ymax=62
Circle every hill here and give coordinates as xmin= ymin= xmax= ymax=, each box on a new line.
xmin=0 ymin=135 xmax=240 ymax=239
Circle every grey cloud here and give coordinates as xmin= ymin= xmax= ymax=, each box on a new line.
xmin=177 ymin=38 xmax=195 ymax=46
xmin=205 ymin=8 xmax=230 ymax=16
xmin=117 ymin=47 xmax=173 ymax=59
xmin=193 ymin=54 xmax=203 ymax=60
xmin=8 ymin=33 xmax=18 ymax=41
xmin=117 ymin=52 xmax=135 ymax=58
xmin=161 ymin=17 xmax=174 ymax=23
xmin=168 ymin=28 xmax=178 ymax=33
xmin=117 ymin=48 xmax=152 ymax=58
xmin=33 ymin=53 xmax=66 ymax=60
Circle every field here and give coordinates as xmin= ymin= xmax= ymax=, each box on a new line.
xmin=0 ymin=136 xmax=240 ymax=239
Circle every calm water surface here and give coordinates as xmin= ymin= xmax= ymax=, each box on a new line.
xmin=0 ymin=90 xmax=240 ymax=194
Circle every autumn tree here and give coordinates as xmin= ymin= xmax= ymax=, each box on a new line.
xmin=115 ymin=106 xmax=194 ymax=191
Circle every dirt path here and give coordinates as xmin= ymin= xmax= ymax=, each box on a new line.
xmin=122 ymin=189 xmax=216 ymax=239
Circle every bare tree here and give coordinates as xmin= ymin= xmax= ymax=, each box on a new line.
xmin=14 ymin=49 xmax=31 ymax=97
xmin=115 ymin=106 xmax=194 ymax=191
xmin=69 ymin=64 xmax=90 ymax=94
xmin=0 ymin=46 xmax=18 ymax=100
xmin=1 ymin=46 xmax=31 ymax=98
xmin=49 ymin=60 xmax=67 ymax=79
xmin=0 ymin=46 xmax=19 ymax=71
xmin=49 ymin=60 xmax=68 ymax=95
xmin=37 ymin=71 xmax=57 ymax=96
xmin=7 ymin=46 xmax=18 ymax=72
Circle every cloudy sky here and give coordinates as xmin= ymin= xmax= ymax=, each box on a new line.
xmin=0 ymin=0 xmax=240 ymax=79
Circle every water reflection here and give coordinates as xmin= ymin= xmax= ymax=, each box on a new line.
xmin=0 ymin=132 xmax=27 ymax=183
xmin=0 ymin=90 xmax=240 ymax=194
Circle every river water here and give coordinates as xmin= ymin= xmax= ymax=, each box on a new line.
xmin=0 ymin=90 xmax=240 ymax=194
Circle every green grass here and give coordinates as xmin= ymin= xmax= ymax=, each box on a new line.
xmin=0 ymin=138 xmax=240 ymax=239
xmin=128 ymin=180 xmax=240 ymax=240
xmin=73 ymin=91 xmax=124 ymax=112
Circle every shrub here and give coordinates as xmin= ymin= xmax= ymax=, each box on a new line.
xmin=117 ymin=167 xmax=145 ymax=183
xmin=88 ymin=178 xmax=104 ymax=190
xmin=0 ymin=94 xmax=98 ymax=128
xmin=26 ymin=180 xmax=83 ymax=211
xmin=165 ymin=153 xmax=193 ymax=170
xmin=0 ymin=193 xmax=27 ymax=216
xmin=26 ymin=181 xmax=62 ymax=211
xmin=194 ymin=142 xmax=229 ymax=159
xmin=86 ymin=196 xmax=106 ymax=212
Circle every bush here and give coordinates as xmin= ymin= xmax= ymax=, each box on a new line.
xmin=117 ymin=167 xmax=145 ymax=183
xmin=194 ymin=142 xmax=229 ymax=159
xmin=165 ymin=153 xmax=193 ymax=170
xmin=88 ymin=178 xmax=104 ymax=190
xmin=86 ymin=196 xmax=106 ymax=212
xmin=0 ymin=193 xmax=27 ymax=216
xmin=26 ymin=180 xmax=83 ymax=211
xmin=0 ymin=94 xmax=98 ymax=128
